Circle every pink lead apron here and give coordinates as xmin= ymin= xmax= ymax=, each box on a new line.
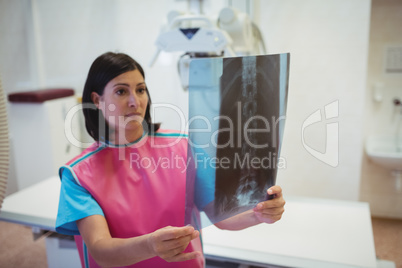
xmin=62 ymin=130 xmax=204 ymax=268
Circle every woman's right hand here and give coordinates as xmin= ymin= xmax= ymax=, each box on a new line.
xmin=147 ymin=225 xmax=201 ymax=262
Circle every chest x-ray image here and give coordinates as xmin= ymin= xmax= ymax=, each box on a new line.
xmin=185 ymin=53 xmax=290 ymax=229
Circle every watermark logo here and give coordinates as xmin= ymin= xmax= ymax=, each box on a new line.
xmin=63 ymin=101 xmax=288 ymax=167
xmin=129 ymin=151 xmax=287 ymax=174
xmin=301 ymin=100 xmax=339 ymax=167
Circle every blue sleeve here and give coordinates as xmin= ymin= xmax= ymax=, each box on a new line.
xmin=55 ymin=167 xmax=104 ymax=235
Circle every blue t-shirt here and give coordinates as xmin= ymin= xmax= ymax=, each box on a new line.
xmin=55 ymin=168 xmax=104 ymax=235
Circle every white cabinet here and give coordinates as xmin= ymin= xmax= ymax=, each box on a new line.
xmin=8 ymin=92 xmax=82 ymax=192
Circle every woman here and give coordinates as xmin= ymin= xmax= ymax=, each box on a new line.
xmin=56 ymin=52 xmax=285 ymax=268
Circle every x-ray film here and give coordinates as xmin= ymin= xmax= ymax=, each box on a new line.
xmin=185 ymin=54 xmax=290 ymax=229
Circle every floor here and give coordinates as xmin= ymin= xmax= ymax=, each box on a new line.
xmin=371 ymin=217 xmax=402 ymax=268
xmin=0 ymin=217 xmax=401 ymax=268
xmin=0 ymin=221 xmax=48 ymax=268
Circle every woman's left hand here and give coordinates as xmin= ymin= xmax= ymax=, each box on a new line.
xmin=253 ymin=185 xmax=286 ymax=224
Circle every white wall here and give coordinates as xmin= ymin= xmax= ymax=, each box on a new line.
xmin=257 ymin=0 xmax=371 ymax=201
xmin=0 ymin=0 xmax=371 ymax=202
xmin=359 ymin=0 xmax=402 ymax=219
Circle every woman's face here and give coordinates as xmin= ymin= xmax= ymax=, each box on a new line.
xmin=91 ymin=69 xmax=149 ymax=139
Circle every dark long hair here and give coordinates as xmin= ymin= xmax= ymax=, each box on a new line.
xmin=82 ymin=52 xmax=160 ymax=142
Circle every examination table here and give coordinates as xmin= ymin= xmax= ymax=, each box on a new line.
xmin=0 ymin=176 xmax=377 ymax=268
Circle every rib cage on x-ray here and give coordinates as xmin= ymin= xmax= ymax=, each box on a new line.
xmin=214 ymin=55 xmax=280 ymax=220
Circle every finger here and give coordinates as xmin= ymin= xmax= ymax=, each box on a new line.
xmin=150 ymin=227 xmax=196 ymax=255
xmin=162 ymin=240 xmax=190 ymax=257
xmin=159 ymin=229 xmax=199 ymax=253
xmin=267 ymin=185 xmax=283 ymax=197
xmin=164 ymin=229 xmax=199 ymax=247
xmin=191 ymin=230 xmax=199 ymax=240
xmin=257 ymin=206 xmax=285 ymax=217
xmin=255 ymin=207 xmax=285 ymax=219
xmin=160 ymin=235 xmax=200 ymax=261
xmin=255 ymin=211 xmax=283 ymax=224
xmin=254 ymin=197 xmax=286 ymax=211
xmin=153 ymin=235 xmax=192 ymax=258
xmin=163 ymin=231 xmax=198 ymax=250
xmin=158 ymin=226 xmax=195 ymax=241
